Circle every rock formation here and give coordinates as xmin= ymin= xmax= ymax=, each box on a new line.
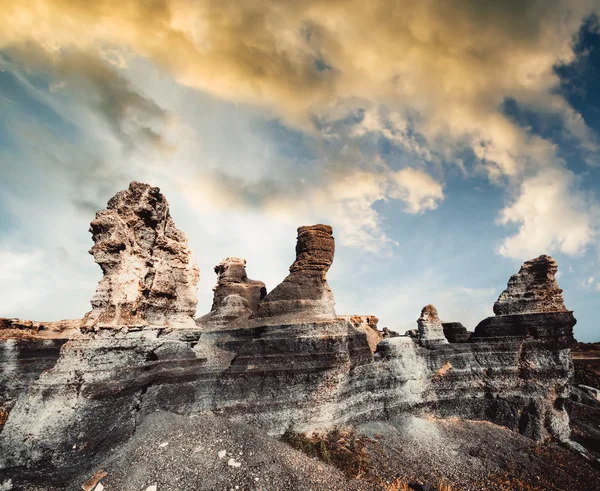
xmin=0 ymin=183 xmax=583 ymax=488
xmin=256 ymin=224 xmax=335 ymax=320
xmin=494 ymin=255 xmax=566 ymax=315
xmin=442 ymin=322 xmax=471 ymax=343
xmin=342 ymin=315 xmax=383 ymax=353
xmin=83 ymin=182 xmax=199 ymax=328
xmin=196 ymin=257 xmax=266 ymax=328
xmin=417 ymin=304 xmax=448 ymax=347
xmin=474 ymin=256 xmax=575 ymax=346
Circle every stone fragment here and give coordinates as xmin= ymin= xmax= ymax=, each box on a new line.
xmin=81 ymin=469 xmax=107 ymax=491
xmin=197 ymin=257 xmax=266 ymax=328
xmin=494 ymin=255 xmax=567 ymax=316
xmin=83 ymin=182 xmax=199 ymax=328
xmin=256 ymin=225 xmax=335 ymax=320
xmin=417 ymin=304 xmax=448 ymax=348
xmin=442 ymin=322 xmax=471 ymax=343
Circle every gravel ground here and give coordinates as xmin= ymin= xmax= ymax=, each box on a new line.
xmin=357 ymin=415 xmax=600 ymax=490
xmin=70 ymin=411 xmax=368 ymax=491
xmin=6 ymin=410 xmax=598 ymax=490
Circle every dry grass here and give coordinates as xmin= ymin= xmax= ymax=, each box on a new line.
xmin=281 ymin=428 xmax=457 ymax=490
xmin=281 ymin=427 xmax=371 ymax=479
xmin=0 ymin=407 xmax=9 ymax=426
xmin=382 ymin=479 xmax=411 ymax=491
xmin=434 ymin=361 xmax=453 ymax=378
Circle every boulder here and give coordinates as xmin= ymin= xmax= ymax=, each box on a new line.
xmin=196 ymin=257 xmax=266 ymax=328
xmin=494 ymin=255 xmax=566 ymax=316
xmin=83 ymin=182 xmax=199 ymax=328
xmin=256 ymin=225 xmax=335 ymax=320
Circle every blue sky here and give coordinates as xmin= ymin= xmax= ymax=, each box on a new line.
xmin=0 ymin=1 xmax=599 ymax=341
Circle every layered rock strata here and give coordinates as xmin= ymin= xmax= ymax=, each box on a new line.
xmin=84 ymin=182 xmax=199 ymax=328
xmin=196 ymin=257 xmax=266 ymax=328
xmin=0 ymin=184 xmax=579 ymax=488
xmin=256 ymin=225 xmax=336 ymax=320
xmin=417 ymin=304 xmax=448 ymax=348
xmin=442 ymin=322 xmax=471 ymax=343
xmin=494 ymin=255 xmax=566 ymax=315
xmin=341 ymin=315 xmax=383 ymax=353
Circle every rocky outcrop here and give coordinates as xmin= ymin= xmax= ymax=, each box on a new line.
xmin=0 ymin=184 xmax=581 ymax=488
xmin=256 ymin=225 xmax=335 ymax=320
xmin=196 ymin=257 xmax=266 ymax=328
xmin=342 ymin=315 xmax=383 ymax=353
xmin=474 ymin=256 xmax=575 ymax=347
xmin=84 ymin=182 xmax=199 ymax=328
xmin=494 ymin=255 xmax=566 ymax=316
xmin=442 ymin=322 xmax=471 ymax=343
xmin=417 ymin=305 xmax=448 ymax=348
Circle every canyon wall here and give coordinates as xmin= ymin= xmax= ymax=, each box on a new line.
xmin=0 ymin=183 xmax=576 ymax=486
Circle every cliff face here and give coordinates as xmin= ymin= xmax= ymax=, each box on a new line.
xmin=0 ymin=182 xmax=578 ymax=487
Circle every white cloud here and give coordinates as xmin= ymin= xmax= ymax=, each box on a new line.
xmin=497 ymin=167 xmax=598 ymax=260
xmin=390 ymin=168 xmax=444 ymax=214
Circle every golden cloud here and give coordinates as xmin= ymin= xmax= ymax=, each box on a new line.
xmin=1 ymin=0 xmax=599 ymax=255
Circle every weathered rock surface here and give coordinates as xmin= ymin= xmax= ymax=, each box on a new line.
xmin=494 ymin=255 xmax=566 ymax=316
xmin=256 ymin=225 xmax=335 ymax=320
xmin=84 ymin=182 xmax=199 ymax=328
xmin=196 ymin=257 xmax=266 ymax=328
xmin=417 ymin=305 xmax=448 ymax=348
xmin=442 ymin=322 xmax=472 ymax=343
xmin=341 ymin=315 xmax=383 ymax=353
xmin=0 ymin=184 xmax=583 ymax=489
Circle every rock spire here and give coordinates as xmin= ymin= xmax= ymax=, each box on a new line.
xmin=84 ymin=181 xmax=199 ymax=327
xmin=256 ymin=224 xmax=335 ymax=320
xmin=197 ymin=257 xmax=266 ymax=327
xmin=417 ymin=304 xmax=448 ymax=347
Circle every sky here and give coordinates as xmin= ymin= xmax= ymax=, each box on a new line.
xmin=0 ymin=1 xmax=599 ymax=341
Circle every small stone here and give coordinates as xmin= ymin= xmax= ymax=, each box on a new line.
xmin=227 ymin=458 xmax=242 ymax=468
xmin=218 ymin=450 xmax=227 ymax=459
xmin=159 ymin=442 xmax=169 ymax=448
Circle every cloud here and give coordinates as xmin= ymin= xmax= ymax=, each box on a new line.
xmin=390 ymin=168 xmax=444 ymax=214
xmin=497 ymin=167 xmax=599 ymax=260
xmin=1 ymin=46 xmax=171 ymax=154
xmin=1 ymin=0 xmax=600 ymax=258
xmin=1 ymin=1 xmax=598 ymax=162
